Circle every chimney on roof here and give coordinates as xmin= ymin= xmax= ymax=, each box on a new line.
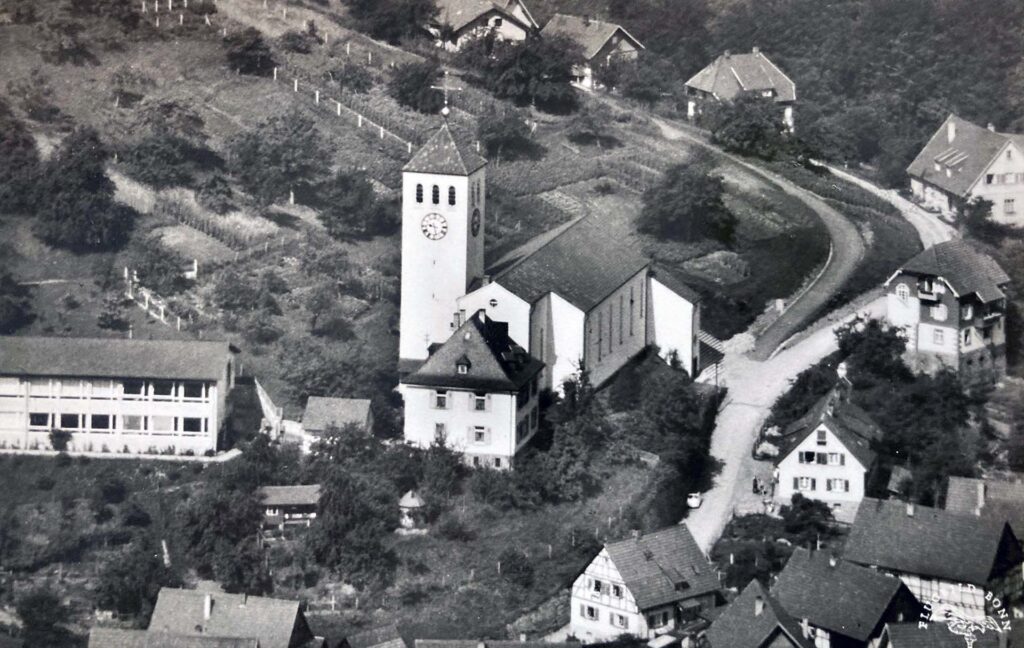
xmin=976 ymin=482 xmax=986 ymax=515
xmin=475 ymin=308 xmax=487 ymax=323
xmin=828 ymin=555 xmax=838 ymax=568
xmin=752 ymin=46 xmax=760 ymax=54
xmin=947 ymin=121 xmax=957 ymax=144
xmin=988 ymin=123 xmax=996 ymax=132
xmin=481 ymin=275 xmax=491 ymax=286
xmin=754 ymin=595 xmax=765 ymax=617
xmin=203 ymin=594 xmax=213 ymax=621
xmin=800 ymin=618 xmax=812 ymax=639
xmin=906 ymin=503 xmax=915 ymax=517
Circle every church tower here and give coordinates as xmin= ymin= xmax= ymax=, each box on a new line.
xmin=398 ymin=121 xmax=487 ymax=368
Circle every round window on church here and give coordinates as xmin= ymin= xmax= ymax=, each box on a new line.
xmin=489 ymin=299 xmax=498 ymax=307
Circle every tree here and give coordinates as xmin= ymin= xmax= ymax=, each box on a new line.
xmin=420 ymin=437 xmax=465 ymax=512
xmin=638 ymin=156 xmax=736 ymax=243
xmin=388 ymin=60 xmax=444 ymax=114
xmin=197 ymin=174 xmax=235 ymax=214
xmin=779 ymin=494 xmax=836 ymax=545
xmin=227 ymin=110 xmax=331 ymax=207
xmin=316 ymin=171 xmax=395 ymax=239
xmin=708 ymin=94 xmax=789 ymax=160
xmin=305 ymin=467 xmax=399 ymax=587
xmin=224 ymin=28 xmax=275 ymax=76
xmin=566 ymin=101 xmax=618 ymax=148
xmin=97 ymin=294 xmax=129 ymax=331
xmin=834 ymin=317 xmax=911 ymax=387
xmin=49 ymin=429 xmax=72 ymax=452
xmin=278 ymin=30 xmax=318 ymax=54
xmin=498 ymin=548 xmax=534 ymax=588
xmin=618 ymin=57 xmax=674 ymax=105
xmin=121 ymin=131 xmax=220 ymax=188
xmin=0 ymin=270 xmax=34 ymax=334
xmin=474 ymin=35 xmax=582 ymax=113
xmin=17 ymin=588 xmax=71 ymax=646
xmin=305 ymin=280 xmax=337 ymax=331
xmin=330 ymin=62 xmax=374 ymax=93
xmin=130 ymin=238 xmax=188 ymax=294
xmin=0 ymin=99 xmax=41 ymax=212
xmin=179 ymin=487 xmax=266 ymax=591
xmin=32 ymin=128 xmax=136 ymax=251
xmin=96 ymin=538 xmax=182 ymax=622
xmin=342 ymin=0 xmax=437 ymax=43
xmin=477 ymin=104 xmax=535 ymax=161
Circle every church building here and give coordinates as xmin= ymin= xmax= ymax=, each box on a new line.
xmin=396 ymin=117 xmax=703 ymax=465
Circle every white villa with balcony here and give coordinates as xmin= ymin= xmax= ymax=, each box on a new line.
xmin=0 ymin=336 xmax=237 ymax=455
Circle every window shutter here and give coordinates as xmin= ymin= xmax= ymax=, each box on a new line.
xmin=816 ymin=452 xmax=827 ymax=464
xmin=793 ymin=477 xmax=799 ymax=490
xmin=826 ymin=480 xmax=832 ymax=492
xmin=844 ymin=480 xmax=850 ymax=492
xmin=579 ymin=604 xmax=585 ymax=617
xmin=840 ymin=454 xmax=846 ymax=466
xmin=810 ymin=478 xmax=816 ymax=491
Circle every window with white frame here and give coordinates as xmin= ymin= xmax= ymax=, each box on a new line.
xmin=611 ymin=584 xmax=623 ymax=597
xmin=90 ymin=414 xmax=112 ymax=431
xmin=1005 ymin=198 xmax=1016 ymax=215
xmin=930 ymin=303 xmax=948 ymax=321
xmin=182 ymin=382 xmax=206 ymax=399
xmin=816 ymin=429 xmax=827 ymax=446
xmin=472 ymin=426 xmax=487 ymax=443
xmin=797 ymin=477 xmax=816 ymax=491
xmin=962 ymin=304 xmax=974 ymax=320
xmin=896 ymin=283 xmax=910 ymax=303
xmin=611 ymin=614 xmax=628 ymax=629
xmin=434 ymin=422 xmax=446 ymax=440
xmin=434 ymin=391 xmax=448 ymax=409
xmin=592 ymin=579 xmax=603 ymax=593
xmin=60 ymin=413 xmax=81 ymax=429
xmin=123 ymin=415 xmax=145 ymax=432
xmin=933 ymin=329 xmax=945 ymax=345
xmin=29 ymin=412 xmax=50 ymax=428
xmin=151 ymin=416 xmax=175 ymax=433
xmin=583 ymin=605 xmax=598 ymax=621
xmin=472 ymin=393 xmax=487 ymax=411
xmin=827 ymin=453 xmax=844 ymax=466
xmin=123 ymin=380 xmax=144 ymax=398
xmin=151 ymin=381 xmax=174 ymax=400
xmin=181 ymin=418 xmax=204 ymax=434
xmin=827 ymin=479 xmax=850 ymax=492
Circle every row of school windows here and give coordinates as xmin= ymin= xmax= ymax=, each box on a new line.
xmin=793 ymin=477 xmax=850 ymax=492
xmin=24 ymin=412 xmax=209 ymax=435
xmin=3 ymin=377 xmax=213 ymax=401
xmin=414 ymin=180 xmax=483 ymax=207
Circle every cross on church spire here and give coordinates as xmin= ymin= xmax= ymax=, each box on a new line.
xmin=430 ymin=70 xmax=463 ymax=118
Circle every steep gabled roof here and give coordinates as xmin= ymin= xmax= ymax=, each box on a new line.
xmin=343 ymin=624 xmax=407 ymax=648
xmin=906 ymin=114 xmax=1023 ymax=197
xmin=774 ymin=386 xmax=881 ymax=469
xmin=492 ymin=213 xmax=650 ymax=311
xmin=258 ymin=484 xmax=322 ymax=508
xmin=434 ymin=0 xmax=536 ymax=32
xmin=882 ymin=622 xmax=1004 ymax=648
xmin=148 ymin=589 xmax=310 ymax=648
xmin=0 ymin=336 xmax=235 ymax=382
xmin=946 ymin=474 xmax=1024 ymax=539
xmin=894 ymin=239 xmax=1010 ymax=303
xmin=403 ymin=122 xmax=487 ymax=176
xmin=772 ymin=548 xmax=907 ymax=643
xmin=705 ymin=580 xmax=812 ymax=648
xmin=604 ymin=524 xmax=719 ymax=611
xmin=88 ymin=628 xmax=257 ymax=648
xmin=844 ymin=498 xmax=1019 ymax=586
xmin=685 ymin=50 xmax=796 ymax=103
xmin=400 ymin=311 xmax=543 ymax=392
xmin=302 ymin=396 xmax=371 ymax=431
xmin=540 ymin=14 xmax=644 ymax=60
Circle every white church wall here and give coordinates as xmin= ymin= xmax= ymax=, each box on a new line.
xmin=532 ymin=293 xmax=586 ymax=392
xmin=648 ymin=277 xmax=696 ymax=376
xmin=586 ymin=270 xmax=648 ymax=387
xmin=456 ymin=282 xmax=531 ymax=350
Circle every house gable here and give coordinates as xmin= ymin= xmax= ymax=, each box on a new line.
xmin=778 ymin=423 xmax=869 ymax=473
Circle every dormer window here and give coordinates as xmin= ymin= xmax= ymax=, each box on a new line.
xmin=456 ymin=355 xmax=471 ymax=375
xmin=457 ymin=364 xmax=468 ymax=375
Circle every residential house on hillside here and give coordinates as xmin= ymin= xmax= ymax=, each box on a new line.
xmin=457 ymin=211 xmax=704 ymax=389
xmin=684 ymin=48 xmax=796 ymax=131
xmin=907 ymin=115 xmax=1024 ymax=226
xmin=399 ymin=310 xmax=543 ymax=469
xmin=946 ymin=474 xmax=1024 ymax=539
xmin=301 ymin=396 xmax=372 ymax=436
xmin=338 ymin=625 xmax=408 ymax=648
xmin=771 ymin=548 xmax=922 ymax=648
xmin=569 ymin=524 xmax=719 ymax=643
xmin=0 ymin=336 xmax=237 ymax=455
xmin=884 ymin=239 xmax=1010 ymax=384
xmin=704 ymin=580 xmax=813 ymax=648
xmin=844 ymin=498 xmax=1024 ymax=621
xmin=880 ymin=622 xmax=1011 ymax=648
xmin=428 ymin=0 xmax=538 ymax=51
xmin=258 ymin=484 xmax=322 ymax=530
xmin=772 ymin=377 xmax=882 ymax=523
xmin=146 ymin=588 xmax=321 ymax=648
xmin=540 ymin=14 xmax=644 ymax=90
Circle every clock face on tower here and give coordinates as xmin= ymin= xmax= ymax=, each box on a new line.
xmin=471 ymin=208 xmax=481 ymax=237
xmin=421 ymin=213 xmax=448 ymax=240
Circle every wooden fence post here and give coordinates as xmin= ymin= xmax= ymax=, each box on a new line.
xmin=315 ymin=89 xmax=319 ymax=104
xmin=335 ymin=100 xmax=341 ymax=116
xmin=293 ymin=78 xmax=298 ymax=92
xmin=273 ymin=67 xmax=277 ymax=81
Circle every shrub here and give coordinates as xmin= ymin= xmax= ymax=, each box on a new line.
xmin=498 ymin=548 xmax=534 ymax=588
xmin=331 ymin=62 xmax=374 ymax=93
xmin=196 ymin=175 xmax=235 ymax=214
xmin=278 ymin=30 xmax=318 ymax=54
xmin=35 ymin=476 xmax=56 ymax=491
xmin=99 ymin=477 xmax=128 ymax=504
xmin=435 ymin=513 xmax=475 ymax=541
xmin=49 ymin=429 xmax=72 ymax=451
xmin=342 ymin=0 xmax=437 ymax=43
xmin=224 ymin=28 xmax=275 ymax=76
xmin=54 ymin=452 xmax=72 ymax=468
xmin=387 ymin=60 xmax=444 ymax=114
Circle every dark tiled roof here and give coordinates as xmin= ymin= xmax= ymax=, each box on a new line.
xmin=604 ymin=524 xmax=719 ymax=611
xmin=540 ymin=14 xmax=643 ymax=60
xmin=883 ymin=623 xmax=1003 ymax=648
xmin=0 ymin=336 xmax=235 ymax=382
xmin=897 ymin=239 xmax=1010 ymax=303
xmin=401 ymin=312 xmax=543 ymax=392
xmin=258 ymin=484 xmax=322 ymax=507
xmin=343 ymin=625 xmax=407 ymax=648
xmin=705 ymin=580 xmax=812 ymax=648
xmin=772 ymin=548 xmax=905 ymax=642
xmin=906 ymin=115 xmax=1023 ymax=197
xmin=403 ymin=122 xmax=486 ymax=176
xmin=685 ymin=50 xmax=796 ymax=103
xmin=434 ymin=0 xmax=534 ymax=32
xmin=946 ymin=475 xmax=1024 ymax=539
xmin=493 ymin=214 xmax=650 ymax=311
xmin=88 ymin=628 xmax=258 ymax=648
xmin=844 ymin=498 xmax=1016 ymax=585
xmin=302 ymin=397 xmax=371 ymax=431
xmin=774 ymin=385 xmax=881 ymax=469
xmin=148 ymin=589 xmax=309 ymax=648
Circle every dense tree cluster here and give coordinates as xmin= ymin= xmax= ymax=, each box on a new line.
xmin=638 ymin=154 xmax=737 ymax=243
xmin=341 ymin=0 xmax=437 ymax=44
xmin=388 ymin=60 xmax=445 ymax=114
xmin=316 ymin=170 xmax=396 ymax=239
xmin=224 ymin=28 xmax=276 ymax=76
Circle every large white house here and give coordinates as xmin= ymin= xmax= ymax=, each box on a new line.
xmin=540 ymin=14 xmax=644 ymax=91
xmin=0 ymin=336 xmax=237 ymax=455
xmin=773 ymin=377 xmax=881 ymax=523
xmin=569 ymin=524 xmax=719 ymax=643
xmin=907 ymin=114 xmax=1024 ymax=226
xmin=398 ymin=310 xmax=543 ymax=469
xmin=429 ymin=0 xmax=538 ymax=51
xmin=684 ymin=48 xmax=796 ymax=131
